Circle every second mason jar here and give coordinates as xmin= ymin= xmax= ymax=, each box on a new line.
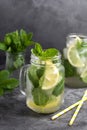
xmin=63 ymin=34 xmax=87 ymax=88
xmin=20 ymin=52 xmax=65 ymax=114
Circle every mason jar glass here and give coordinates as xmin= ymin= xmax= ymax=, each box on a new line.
xmin=20 ymin=53 xmax=65 ymax=114
xmin=63 ymin=34 xmax=87 ymax=88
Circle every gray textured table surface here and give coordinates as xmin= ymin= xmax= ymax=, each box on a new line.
xmin=0 ymin=86 xmax=87 ymax=130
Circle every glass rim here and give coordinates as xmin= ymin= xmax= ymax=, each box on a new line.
xmin=66 ymin=33 xmax=87 ymax=39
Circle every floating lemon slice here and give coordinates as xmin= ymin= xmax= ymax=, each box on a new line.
xmin=41 ymin=60 xmax=60 ymax=90
xmin=67 ymin=44 xmax=84 ymax=68
xmin=26 ymin=95 xmax=62 ymax=113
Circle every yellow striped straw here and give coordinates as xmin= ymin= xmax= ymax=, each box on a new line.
xmin=51 ymin=96 xmax=87 ymax=120
xmin=69 ymin=90 xmax=87 ymax=126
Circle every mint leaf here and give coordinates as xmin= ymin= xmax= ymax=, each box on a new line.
xmin=11 ymin=30 xmax=20 ymax=44
xmin=82 ymin=41 xmax=87 ymax=47
xmin=7 ymin=47 xmax=11 ymax=52
xmin=20 ymin=29 xmax=28 ymax=43
xmin=4 ymin=34 xmax=11 ymax=45
xmin=25 ymin=40 xmax=34 ymax=47
xmin=32 ymin=88 xmax=49 ymax=106
xmin=28 ymin=32 xmax=33 ymax=40
xmin=76 ymin=39 xmax=83 ymax=49
xmin=0 ymin=78 xmax=19 ymax=89
xmin=32 ymin=43 xmax=59 ymax=60
xmin=0 ymin=70 xmax=9 ymax=83
xmin=52 ymin=79 xmax=64 ymax=96
xmin=0 ymin=70 xmax=19 ymax=96
xmin=78 ymin=46 xmax=87 ymax=57
xmin=41 ymin=48 xmax=58 ymax=60
xmin=28 ymin=65 xmax=39 ymax=87
xmin=76 ymin=38 xmax=87 ymax=49
xmin=31 ymin=43 xmax=43 ymax=57
xmin=36 ymin=67 xmax=45 ymax=78
xmin=20 ymin=29 xmax=34 ymax=48
xmin=0 ymin=42 xmax=7 ymax=51
xmin=13 ymin=55 xmax=25 ymax=69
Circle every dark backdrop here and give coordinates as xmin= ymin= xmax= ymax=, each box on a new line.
xmin=0 ymin=0 xmax=87 ymax=66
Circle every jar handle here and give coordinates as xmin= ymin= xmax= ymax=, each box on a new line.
xmin=19 ymin=64 xmax=30 ymax=95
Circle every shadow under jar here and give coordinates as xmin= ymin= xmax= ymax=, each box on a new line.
xmin=20 ymin=53 xmax=65 ymax=114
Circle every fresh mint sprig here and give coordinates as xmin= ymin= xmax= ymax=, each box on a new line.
xmin=0 ymin=70 xmax=19 ymax=95
xmin=0 ymin=29 xmax=34 ymax=53
xmin=31 ymin=43 xmax=59 ymax=60
xmin=0 ymin=29 xmax=35 ymax=73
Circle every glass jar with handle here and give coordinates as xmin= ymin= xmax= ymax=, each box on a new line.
xmin=19 ymin=52 xmax=65 ymax=114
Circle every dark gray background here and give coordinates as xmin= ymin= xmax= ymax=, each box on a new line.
xmin=0 ymin=1 xmax=87 ymax=130
xmin=0 ymin=0 xmax=87 ymax=65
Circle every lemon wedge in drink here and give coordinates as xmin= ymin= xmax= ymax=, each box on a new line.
xmin=41 ymin=60 xmax=60 ymax=90
xmin=26 ymin=95 xmax=62 ymax=113
xmin=67 ymin=44 xmax=84 ymax=67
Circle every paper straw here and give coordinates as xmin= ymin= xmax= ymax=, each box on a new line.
xmin=51 ymin=96 xmax=87 ymax=120
xmin=69 ymin=90 xmax=87 ymax=126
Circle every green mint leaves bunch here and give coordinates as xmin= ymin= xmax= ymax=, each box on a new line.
xmin=31 ymin=43 xmax=59 ymax=60
xmin=0 ymin=29 xmax=34 ymax=53
xmin=0 ymin=70 xmax=19 ymax=96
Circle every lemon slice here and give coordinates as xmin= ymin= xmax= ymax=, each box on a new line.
xmin=67 ymin=44 xmax=84 ymax=67
xmin=81 ymin=67 xmax=87 ymax=83
xmin=41 ymin=60 xmax=60 ymax=90
xmin=26 ymin=95 xmax=63 ymax=113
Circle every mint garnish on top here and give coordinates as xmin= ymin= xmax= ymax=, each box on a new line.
xmin=31 ymin=43 xmax=59 ymax=60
